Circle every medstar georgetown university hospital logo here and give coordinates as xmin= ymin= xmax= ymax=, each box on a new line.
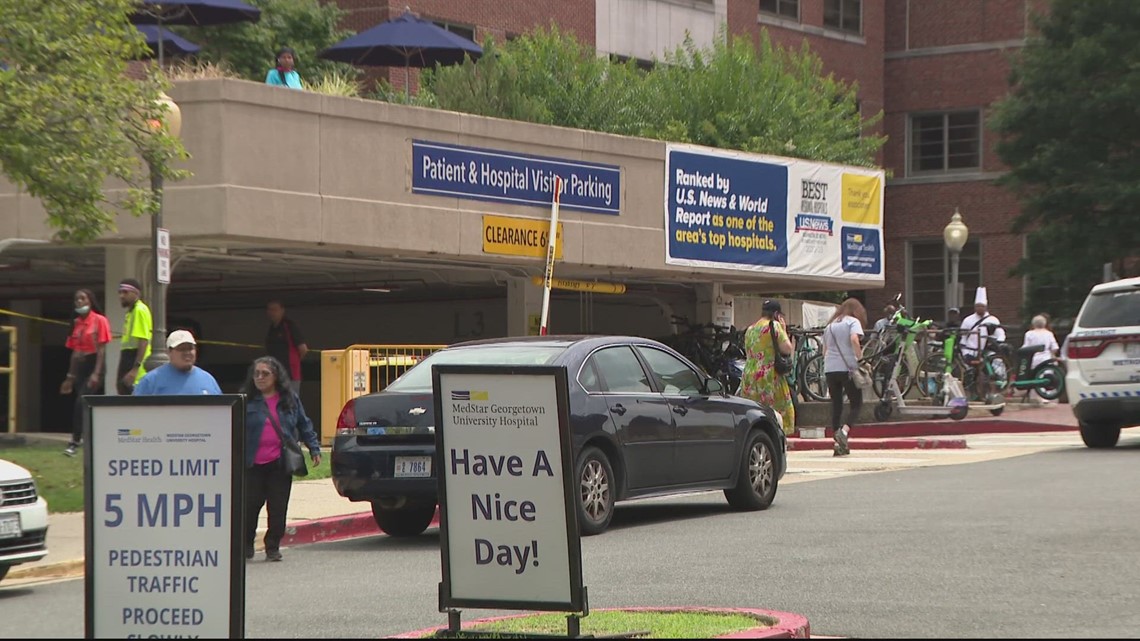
xmin=451 ymin=390 xmax=489 ymax=401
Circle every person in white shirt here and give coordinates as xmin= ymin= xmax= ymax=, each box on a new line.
xmin=1022 ymin=314 xmax=1060 ymax=369
xmin=960 ymin=287 xmax=1006 ymax=360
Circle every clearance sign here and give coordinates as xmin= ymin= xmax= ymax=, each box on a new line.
xmin=483 ymin=214 xmax=563 ymax=259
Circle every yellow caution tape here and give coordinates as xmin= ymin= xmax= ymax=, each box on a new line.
xmin=0 ymin=308 xmax=261 ymax=350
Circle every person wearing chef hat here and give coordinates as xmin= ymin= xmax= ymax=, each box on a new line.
xmin=960 ymin=287 xmax=1006 ymax=361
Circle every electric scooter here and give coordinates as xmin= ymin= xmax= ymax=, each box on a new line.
xmin=1000 ymin=342 xmax=1066 ymax=402
xmin=872 ymin=304 xmax=1006 ymax=422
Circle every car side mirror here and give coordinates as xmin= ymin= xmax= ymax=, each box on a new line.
xmin=704 ymin=378 xmax=724 ymax=395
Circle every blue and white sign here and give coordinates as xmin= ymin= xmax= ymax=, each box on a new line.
xmin=85 ymin=396 xmax=245 ymax=639
xmin=665 ymin=143 xmax=885 ymax=283
xmin=413 ymin=140 xmax=621 ymax=215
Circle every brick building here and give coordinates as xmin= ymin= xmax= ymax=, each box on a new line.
xmin=327 ymin=0 xmax=1034 ymax=324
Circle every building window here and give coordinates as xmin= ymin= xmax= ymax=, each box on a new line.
xmin=908 ymin=239 xmax=982 ymax=322
xmin=823 ymin=0 xmax=861 ymax=34
xmin=431 ymin=20 xmax=476 ymax=43
xmin=760 ymin=0 xmax=799 ymax=20
xmin=909 ymin=110 xmax=982 ymax=175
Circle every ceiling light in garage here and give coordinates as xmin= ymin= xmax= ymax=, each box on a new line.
xmin=362 ymin=287 xmax=392 ymax=293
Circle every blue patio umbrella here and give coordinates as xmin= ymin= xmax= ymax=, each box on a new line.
xmin=136 ymin=25 xmax=201 ymax=59
xmin=317 ymin=9 xmax=482 ymax=97
xmin=129 ymin=0 xmax=260 ymax=66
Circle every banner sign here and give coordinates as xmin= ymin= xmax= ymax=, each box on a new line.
xmin=433 ymin=365 xmax=585 ymax=613
xmin=84 ymin=396 xmax=245 ymax=639
xmin=665 ymin=143 xmax=885 ymax=282
xmin=413 ymin=140 xmax=621 ymax=215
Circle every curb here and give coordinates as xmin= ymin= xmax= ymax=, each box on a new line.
xmin=7 ymin=558 xmax=85 ymax=582
xmin=391 ymin=606 xmax=810 ymax=639
xmin=795 ymin=419 xmax=1074 ymax=440
xmin=788 ymin=437 xmax=968 ymax=451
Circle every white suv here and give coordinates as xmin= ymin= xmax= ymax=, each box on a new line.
xmin=1065 ymin=276 xmax=1140 ymax=448
xmin=0 ymin=459 xmax=49 ymax=582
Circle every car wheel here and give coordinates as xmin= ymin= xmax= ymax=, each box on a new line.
xmin=576 ymin=446 xmax=615 ymax=536
xmin=370 ymin=502 xmax=437 ymax=537
xmin=1079 ymin=421 xmax=1121 ymax=449
xmin=724 ymin=430 xmax=777 ymax=511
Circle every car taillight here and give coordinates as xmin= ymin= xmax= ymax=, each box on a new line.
xmin=1066 ymin=339 xmax=1105 ymax=360
xmin=335 ymin=399 xmax=357 ymax=435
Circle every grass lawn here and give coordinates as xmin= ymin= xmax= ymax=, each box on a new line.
xmin=1 ymin=443 xmax=331 ymax=513
xmin=432 ymin=610 xmax=771 ymax=639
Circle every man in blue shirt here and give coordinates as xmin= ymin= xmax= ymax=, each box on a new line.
xmin=265 ymin=46 xmax=303 ymax=90
xmin=134 ymin=330 xmax=222 ymax=395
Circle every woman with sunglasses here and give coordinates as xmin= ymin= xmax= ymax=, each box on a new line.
xmin=241 ymin=356 xmax=321 ymax=562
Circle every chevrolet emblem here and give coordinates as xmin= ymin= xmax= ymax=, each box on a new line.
xmin=409 ymin=407 xmax=427 ymax=415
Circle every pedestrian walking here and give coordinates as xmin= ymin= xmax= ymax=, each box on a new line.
xmin=115 ymin=278 xmax=152 ymax=395
xmin=62 ymin=289 xmax=112 ymax=457
xmin=739 ymin=299 xmax=795 ymax=435
xmin=822 ymin=297 xmax=868 ymax=457
xmin=265 ymin=46 xmax=303 ymax=89
xmin=265 ymin=300 xmax=309 ymax=396
xmin=133 ymin=330 xmax=222 ymax=395
xmin=241 ymin=356 xmax=321 ymax=562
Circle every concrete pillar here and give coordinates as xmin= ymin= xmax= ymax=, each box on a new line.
xmin=104 ymin=247 xmax=147 ymax=394
xmin=695 ymin=283 xmax=735 ymax=329
xmin=506 ymin=277 xmax=544 ymax=337
xmin=8 ymin=300 xmax=42 ymax=432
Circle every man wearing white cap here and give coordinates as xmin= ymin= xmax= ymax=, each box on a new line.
xmin=133 ymin=330 xmax=222 ymax=396
xmin=960 ymin=287 xmax=1006 ymax=360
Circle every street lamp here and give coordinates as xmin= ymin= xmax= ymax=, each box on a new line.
xmin=144 ymin=91 xmax=181 ymax=371
xmin=943 ymin=207 xmax=969 ymax=311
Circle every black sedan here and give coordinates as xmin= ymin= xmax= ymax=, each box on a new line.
xmin=331 ymin=335 xmax=787 ymax=536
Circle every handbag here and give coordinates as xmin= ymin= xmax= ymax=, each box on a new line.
xmin=769 ymin=320 xmax=793 ymax=375
xmin=830 ymin=321 xmax=873 ymax=388
xmin=266 ymin=406 xmax=308 ymax=477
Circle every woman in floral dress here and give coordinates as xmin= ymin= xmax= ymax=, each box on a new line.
xmin=739 ymin=299 xmax=795 ymax=435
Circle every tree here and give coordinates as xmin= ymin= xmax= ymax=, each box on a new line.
xmin=0 ymin=0 xmax=186 ymax=243
xmin=991 ymin=0 xmax=1140 ymax=317
xmin=422 ymin=26 xmax=885 ymax=167
xmin=179 ymin=0 xmax=356 ymax=84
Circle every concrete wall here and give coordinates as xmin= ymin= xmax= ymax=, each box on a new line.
xmin=596 ymin=0 xmax=722 ymax=62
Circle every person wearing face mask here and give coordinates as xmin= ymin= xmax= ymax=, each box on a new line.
xmin=116 ymin=278 xmax=152 ymax=395
xmin=62 ymin=289 xmax=112 ymax=457
xmin=133 ymin=330 xmax=222 ymax=396
xmin=265 ymin=46 xmax=303 ymax=90
xmin=241 ymin=356 xmax=321 ymax=562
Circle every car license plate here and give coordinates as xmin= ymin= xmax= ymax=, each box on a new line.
xmin=394 ymin=456 xmax=431 ymax=478
xmin=1126 ymin=343 xmax=1140 ymax=357
xmin=0 ymin=513 xmax=20 ymax=540
xmin=366 ymin=426 xmax=386 ymax=436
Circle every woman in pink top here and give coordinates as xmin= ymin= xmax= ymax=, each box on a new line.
xmin=242 ymin=356 xmax=321 ymax=561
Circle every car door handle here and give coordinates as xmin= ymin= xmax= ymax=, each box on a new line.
xmin=671 ymin=405 xmax=688 ymax=416
xmin=610 ymin=404 xmax=627 ymax=416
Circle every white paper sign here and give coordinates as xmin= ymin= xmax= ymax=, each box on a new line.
xmin=436 ymin=369 xmax=580 ymax=608
xmin=156 ymin=228 xmax=171 ymax=285
xmin=88 ymin=401 xmax=240 ymax=638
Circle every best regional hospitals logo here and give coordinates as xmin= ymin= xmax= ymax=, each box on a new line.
xmin=451 ymin=390 xmax=489 ymax=401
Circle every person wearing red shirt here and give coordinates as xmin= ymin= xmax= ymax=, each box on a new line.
xmin=61 ymin=289 xmax=112 ymax=457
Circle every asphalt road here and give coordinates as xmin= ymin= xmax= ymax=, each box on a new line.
xmin=4 ymin=435 xmax=1139 ymax=638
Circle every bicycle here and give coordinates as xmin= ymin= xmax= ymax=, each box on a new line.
xmin=912 ymin=324 xmax=1009 ymax=417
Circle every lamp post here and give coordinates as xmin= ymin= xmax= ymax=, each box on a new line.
xmin=144 ymin=92 xmax=181 ymax=371
xmin=943 ymin=207 xmax=969 ymax=311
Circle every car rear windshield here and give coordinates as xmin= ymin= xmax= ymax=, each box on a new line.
xmin=385 ymin=345 xmax=567 ymax=391
xmin=1078 ymin=288 xmax=1140 ymax=328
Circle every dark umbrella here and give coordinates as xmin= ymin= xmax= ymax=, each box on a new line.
xmin=136 ymin=25 xmax=201 ymax=59
xmin=317 ymin=9 xmax=482 ymax=98
xmin=129 ymin=0 xmax=260 ymax=66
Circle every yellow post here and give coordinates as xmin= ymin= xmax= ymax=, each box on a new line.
xmin=1 ymin=326 xmax=17 ymax=433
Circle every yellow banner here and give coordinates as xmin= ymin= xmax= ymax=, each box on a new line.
xmin=840 ymin=173 xmax=882 ymax=225
xmin=483 ymin=214 xmax=563 ymax=259
xmin=530 ymin=276 xmax=626 ymax=295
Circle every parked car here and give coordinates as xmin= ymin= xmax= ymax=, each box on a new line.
xmin=1064 ymin=276 xmax=1140 ymax=448
xmin=332 ymin=335 xmax=787 ymax=536
xmin=0 ymin=459 xmax=49 ymax=582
